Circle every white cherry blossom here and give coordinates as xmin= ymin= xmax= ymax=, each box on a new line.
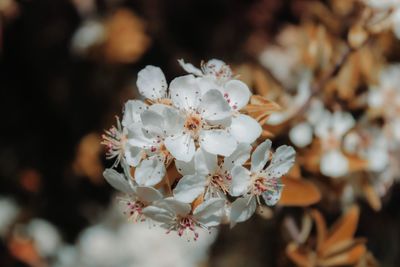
xmin=165 ymin=75 xmax=239 ymax=160
xmin=103 ymin=169 xmax=163 ymax=221
xmin=142 ymin=198 xmax=224 ymax=241
xmin=314 ymin=109 xmax=355 ymax=177
xmin=136 ymin=65 xmax=169 ymax=102
xmin=229 ymin=140 xmax=295 ymax=226
xmin=173 ymin=143 xmax=252 ymax=203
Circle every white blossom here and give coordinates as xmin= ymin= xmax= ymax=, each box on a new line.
xmin=173 ymin=143 xmax=251 ymax=202
xmin=143 ymin=198 xmax=225 ymax=241
xmin=229 ymin=140 xmax=295 ymax=226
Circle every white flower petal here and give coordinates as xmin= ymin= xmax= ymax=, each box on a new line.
xmin=175 ymin=158 xmax=195 ymax=176
xmin=223 ymin=80 xmax=251 ymax=110
xmin=134 ymin=157 xmax=165 ymax=186
xmin=251 ymin=139 xmax=272 ymax=173
xmin=314 ymin=110 xmax=332 ymax=138
xmin=230 ymin=166 xmax=251 ymax=196
xmin=124 ymin=144 xmax=143 ymax=167
xmin=103 ymin=169 xmax=134 ymax=194
xmin=289 ymin=122 xmax=313 ymax=148
xmin=169 ymin=75 xmax=201 ymax=110
xmin=161 ymin=198 xmax=191 ymax=216
xmin=195 ymin=148 xmax=218 ymax=175
xmin=135 ymin=186 xmax=163 ymax=203
xmin=199 ymin=89 xmax=231 ymax=122
xmin=142 ymin=205 xmax=173 ymax=223
xmin=136 ymin=66 xmax=167 ymax=100
xmin=266 ymin=145 xmax=296 ymax=178
xmin=178 ymin=59 xmax=203 ymax=76
xmin=127 ymin=125 xmax=153 ymax=149
xmin=199 ymin=130 xmax=237 ymax=156
xmin=230 ymin=197 xmax=257 ymax=228
xmin=122 ymin=100 xmax=147 ymax=127
xmin=261 ymin=179 xmax=283 ymax=206
xmin=368 ymin=148 xmax=389 ymax=172
xmin=194 ymin=198 xmax=225 ymax=225
xmin=173 ymin=174 xmax=206 ymax=203
xmin=164 ymin=133 xmax=195 ymax=162
xmin=223 ymin=143 xmax=252 ymax=171
xmin=230 ymin=114 xmax=261 ymax=144
xmin=320 ymin=149 xmax=349 ymax=178
xmin=140 ymin=110 xmax=165 ymax=136
xmin=332 ymin=111 xmax=355 ymax=137
xmin=162 ymin=107 xmax=185 ymax=135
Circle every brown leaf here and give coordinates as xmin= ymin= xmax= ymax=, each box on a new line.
xmin=103 ymin=9 xmax=150 ymax=63
xmin=347 ymin=154 xmax=369 ymax=173
xmin=319 ymin=205 xmax=360 ymax=254
xmin=279 ymin=177 xmax=321 ymax=206
xmin=8 ymin=236 xmax=46 ymax=267
xmin=318 ymin=243 xmax=366 ymax=267
xmin=310 ymin=209 xmax=328 ymax=252
xmin=243 ymin=95 xmax=281 ymax=125
xmin=73 ymin=133 xmax=103 ymax=184
xmin=286 ymin=242 xmax=315 ymax=267
xmin=19 ymin=169 xmax=42 ymax=193
xmin=321 ymin=238 xmax=366 ymax=258
xmin=362 ymin=179 xmax=382 ymax=211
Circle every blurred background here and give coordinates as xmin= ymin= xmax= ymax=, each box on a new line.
xmin=0 ymin=0 xmax=400 ymax=266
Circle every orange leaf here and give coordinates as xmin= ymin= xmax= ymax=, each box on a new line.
xmin=8 ymin=236 xmax=46 ymax=267
xmin=243 ymin=95 xmax=281 ymax=125
xmin=319 ymin=205 xmax=360 ymax=254
xmin=321 ymin=238 xmax=366 ymax=258
xmin=347 ymin=154 xmax=369 ymax=173
xmin=279 ymin=177 xmax=321 ymax=206
xmin=362 ymin=179 xmax=382 ymax=211
xmin=310 ymin=209 xmax=328 ymax=252
xmin=318 ymin=243 xmax=366 ymax=267
xmin=286 ymin=242 xmax=315 ymax=267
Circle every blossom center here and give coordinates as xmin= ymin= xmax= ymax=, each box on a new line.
xmin=124 ymin=200 xmax=145 ymax=222
xmin=251 ymin=174 xmax=280 ymax=197
xmin=172 ymin=216 xmax=199 ymax=241
xmin=101 ymin=124 xmax=127 ymax=165
xmin=184 ymin=113 xmax=203 ymax=135
xmin=207 ymin=173 xmax=229 ymax=195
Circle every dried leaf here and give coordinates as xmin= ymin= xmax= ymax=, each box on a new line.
xmin=347 ymin=154 xmax=369 ymax=173
xmin=279 ymin=176 xmax=321 ymax=206
xmin=362 ymin=180 xmax=382 ymax=211
xmin=73 ymin=133 xmax=103 ymax=184
xmin=319 ymin=205 xmax=360 ymax=254
xmin=310 ymin=209 xmax=328 ymax=252
xmin=8 ymin=236 xmax=46 ymax=267
xmin=286 ymin=242 xmax=315 ymax=267
xmin=103 ymin=9 xmax=150 ymax=63
xmin=243 ymin=95 xmax=281 ymax=124
xmin=318 ymin=243 xmax=366 ymax=267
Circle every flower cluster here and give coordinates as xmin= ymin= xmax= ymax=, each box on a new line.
xmin=102 ymin=59 xmax=296 ymax=240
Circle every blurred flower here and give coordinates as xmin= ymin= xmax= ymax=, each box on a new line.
xmin=0 ymin=196 xmax=19 ymax=237
xmin=73 ymin=133 xmax=103 ymax=183
xmin=363 ymin=0 xmax=400 ymax=38
xmin=26 ymin=219 xmax=62 ymax=258
xmin=71 ymin=9 xmax=150 ymax=63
